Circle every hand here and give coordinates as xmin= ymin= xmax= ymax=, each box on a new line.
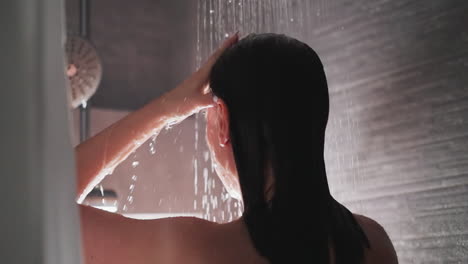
xmin=167 ymin=32 xmax=239 ymax=116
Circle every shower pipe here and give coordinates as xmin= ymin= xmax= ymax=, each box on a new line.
xmin=79 ymin=0 xmax=91 ymax=142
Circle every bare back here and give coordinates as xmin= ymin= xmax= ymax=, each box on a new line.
xmin=168 ymin=214 xmax=398 ymax=264
xmin=80 ymin=205 xmax=397 ymax=264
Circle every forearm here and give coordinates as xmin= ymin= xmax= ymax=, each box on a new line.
xmin=74 ymin=33 xmax=237 ymax=204
xmin=74 ymin=92 xmax=185 ymax=203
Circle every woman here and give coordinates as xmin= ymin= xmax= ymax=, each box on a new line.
xmin=76 ymin=33 xmax=398 ymax=264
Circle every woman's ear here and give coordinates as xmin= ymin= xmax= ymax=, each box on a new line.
xmin=216 ymin=99 xmax=230 ymax=147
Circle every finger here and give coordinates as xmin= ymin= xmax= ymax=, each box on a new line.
xmin=218 ymin=31 xmax=239 ymax=54
xmin=194 ymin=32 xmax=239 ymax=88
xmin=197 ymin=92 xmax=216 ymax=109
xmin=204 ymin=32 xmax=239 ymax=68
xmin=202 ymin=83 xmax=211 ymax=95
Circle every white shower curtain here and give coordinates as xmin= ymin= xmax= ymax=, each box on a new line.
xmin=0 ymin=0 xmax=82 ymax=263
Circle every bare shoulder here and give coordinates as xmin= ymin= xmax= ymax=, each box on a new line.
xmin=166 ymin=216 xmax=220 ymax=238
xmin=79 ymin=205 xmax=218 ymax=264
xmin=162 ymin=216 xmax=224 ymax=261
xmin=166 ymin=217 xmax=267 ymax=264
xmin=353 ymin=214 xmax=398 ymax=264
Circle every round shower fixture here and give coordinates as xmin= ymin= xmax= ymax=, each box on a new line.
xmin=65 ymin=35 xmax=102 ymax=108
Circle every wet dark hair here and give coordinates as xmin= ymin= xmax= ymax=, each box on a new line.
xmin=209 ymin=33 xmax=370 ymax=264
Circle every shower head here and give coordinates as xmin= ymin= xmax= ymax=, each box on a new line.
xmin=65 ymin=35 xmax=102 ymax=108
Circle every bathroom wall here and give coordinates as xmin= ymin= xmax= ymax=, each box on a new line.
xmin=72 ymin=109 xmax=208 ymax=218
xmin=71 ymin=106 xmax=238 ymax=221
xmin=65 ymin=0 xmax=198 ymax=110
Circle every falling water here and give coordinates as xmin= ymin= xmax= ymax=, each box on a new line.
xmin=192 ymin=0 xmax=310 ymax=223
xmin=110 ymin=0 xmax=346 ymax=222
xmin=122 ymin=152 xmax=139 ymax=212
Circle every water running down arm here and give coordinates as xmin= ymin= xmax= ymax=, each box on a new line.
xmin=74 ymin=33 xmax=239 ymax=204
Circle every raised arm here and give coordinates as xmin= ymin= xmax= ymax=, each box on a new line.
xmin=75 ymin=33 xmax=239 ymax=204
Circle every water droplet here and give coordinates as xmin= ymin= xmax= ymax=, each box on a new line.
xmin=194 ymin=166 xmax=198 ymax=195
xmin=149 ymin=143 xmax=156 ymax=154
xmin=203 ymin=168 xmax=209 ymax=193
xmin=209 ymin=9 xmax=214 ymax=14
xmin=132 ymin=161 xmax=139 ymax=168
xmin=131 ymin=175 xmax=138 ymax=181
xmin=127 ymin=196 xmax=134 ymax=204
xmin=148 ymin=133 xmax=158 ymax=154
